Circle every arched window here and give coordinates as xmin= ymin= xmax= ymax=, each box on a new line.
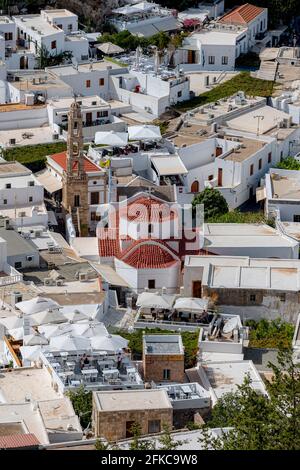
xmin=191 ymin=181 xmax=199 ymax=193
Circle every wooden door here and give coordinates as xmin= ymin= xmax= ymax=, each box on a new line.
xmin=218 ymin=168 xmax=223 ymax=186
xmin=193 ymin=281 xmax=202 ymax=298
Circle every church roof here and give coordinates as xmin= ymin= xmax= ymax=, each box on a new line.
xmin=50 ymin=152 xmax=102 ymax=173
xmin=120 ymin=241 xmax=179 ymax=269
xmin=219 ymin=3 xmax=265 ymax=25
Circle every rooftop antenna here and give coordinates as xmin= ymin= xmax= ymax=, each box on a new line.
xmin=253 ymin=114 xmax=264 ymax=136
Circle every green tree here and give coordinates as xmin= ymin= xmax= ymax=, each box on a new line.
xmin=276 ymin=156 xmax=300 ymax=170
xmin=192 ymin=187 xmax=229 ymax=221
xmin=201 ymin=348 xmax=300 ymax=450
xmin=158 ymin=424 xmax=183 ymax=450
xmin=129 ymin=423 xmax=156 ymax=450
xmin=67 ymin=386 xmax=92 ymax=429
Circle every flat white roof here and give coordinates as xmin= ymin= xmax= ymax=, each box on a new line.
xmin=0 ymin=367 xmax=62 ymax=403
xmin=202 ymin=360 xmax=266 ymax=398
xmin=187 ymin=29 xmax=246 ymax=45
xmin=13 ymin=15 xmax=63 ymax=36
xmin=48 ymin=95 xmax=109 ymax=110
xmin=204 ymin=223 xmax=298 ymax=248
xmin=43 ymin=9 xmax=77 ymax=19
xmin=185 ymin=255 xmax=300 ymax=291
xmin=48 ymin=60 xmax=124 ymax=76
xmin=0 ymin=127 xmax=64 ymax=148
xmin=227 ymin=106 xmax=291 ymax=134
xmin=94 ymin=389 xmax=172 ymax=412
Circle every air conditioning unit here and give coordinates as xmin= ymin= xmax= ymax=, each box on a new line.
xmin=79 ymin=272 xmax=88 ymax=282
xmin=44 ymin=278 xmax=55 ymax=286
xmin=56 ymin=279 xmax=64 ymax=286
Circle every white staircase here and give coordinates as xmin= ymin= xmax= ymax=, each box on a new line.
xmin=256 ymin=61 xmax=278 ymax=81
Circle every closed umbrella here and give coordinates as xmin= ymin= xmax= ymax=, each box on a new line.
xmin=95 ymin=130 xmax=128 ymax=146
xmin=31 ymin=309 xmax=66 ymax=326
xmin=15 ymin=296 xmax=59 ymax=315
xmin=90 ymin=334 xmax=128 ymax=353
xmin=128 ymin=125 xmax=161 ymax=141
xmin=49 ymin=334 xmax=91 ymax=352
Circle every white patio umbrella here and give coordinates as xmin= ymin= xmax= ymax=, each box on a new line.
xmin=0 ymin=316 xmax=24 ymax=330
xmin=49 ymin=334 xmax=91 ymax=352
xmin=173 ymin=297 xmax=209 ymax=312
xmin=136 ymin=292 xmax=175 ymax=310
xmin=90 ymin=334 xmax=128 ymax=353
xmin=97 ymin=42 xmax=124 ymax=55
xmin=128 ymin=125 xmax=161 ymax=141
xmin=23 ymin=333 xmax=49 ymax=346
xmin=31 ymin=309 xmax=66 ymax=326
xmin=95 ymin=130 xmax=128 ymax=146
xmin=71 ymin=322 xmax=108 ymax=338
xmin=15 ymin=297 xmax=60 ymax=315
xmin=20 ymin=345 xmax=42 ymax=362
xmin=63 ymin=310 xmax=89 ymax=323
xmin=38 ymin=323 xmax=73 ymax=340
xmin=8 ymin=326 xmax=35 ymax=340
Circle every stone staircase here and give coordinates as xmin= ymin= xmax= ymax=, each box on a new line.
xmin=256 ymin=61 xmax=278 ymax=81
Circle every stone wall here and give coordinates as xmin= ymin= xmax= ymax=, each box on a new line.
xmin=93 ymin=402 xmax=173 ymax=441
xmin=143 ymin=354 xmax=185 ymax=383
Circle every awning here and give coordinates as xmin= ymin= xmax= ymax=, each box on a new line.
xmin=92 ymin=263 xmax=129 ymax=287
xmin=256 ymin=187 xmax=266 ymax=202
xmin=151 ymin=155 xmax=188 ymax=176
xmin=174 ymin=297 xmax=208 ymax=312
xmin=35 ymin=169 xmax=62 ymax=194
xmin=136 ymin=292 xmax=176 ymax=309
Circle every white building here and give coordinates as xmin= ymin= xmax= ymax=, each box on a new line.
xmin=264 ymin=168 xmax=300 ymax=222
xmin=47 ymin=95 xmax=126 ymax=142
xmin=47 ymin=60 xmax=128 ymax=101
xmin=202 ymin=223 xmax=299 ymax=259
xmin=109 ymin=69 xmax=190 ymax=117
xmin=0 ymin=161 xmax=48 ymax=228
xmin=13 ymin=9 xmax=89 ymax=63
xmin=176 ymin=3 xmax=268 ymax=71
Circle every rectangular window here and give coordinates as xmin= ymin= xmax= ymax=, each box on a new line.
xmin=86 ymin=80 xmax=91 ymax=88
xmin=250 ymin=164 xmax=254 ymax=176
xmin=99 ymin=78 xmax=105 ymax=86
xmin=208 ymin=56 xmax=215 ymax=64
xmin=177 ymin=90 xmax=182 ymax=98
xmin=163 ymin=369 xmax=171 ymax=380
xmin=268 ymin=152 xmax=272 ymax=163
xmin=68 ymin=24 xmax=73 ymax=31
xmin=15 ymin=261 xmax=22 ymax=269
xmin=222 ymin=56 xmax=228 ymax=65
xmin=29 ymin=196 xmax=33 ymax=202
xmin=148 ymin=223 xmax=153 ymax=234
xmin=148 ymin=279 xmax=155 ymax=289
xmin=90 ymin=191 xmax=99 ymax=205
xmin=97 ymin=110 xmax=108 ymax=118
xmin=208 ymin=175 xmax=214 ymax=181
xmin=249 ymin=294 xmax=256 ymax=302
xmin=294 ymin=215 xmax=300 ymax=222
xmin=258 ymin=158 xmax=262 ymax=170
xmin=5 ymin=183 xmax=11 ymax=189
xmin=28 ymin=181 xmax=34 ymax=187
xmin=279 ymin=293 xmax=286 ymax=302
xmin=74 ymin=195 xmax=80 ymax=207
xmin=148 ymin=420 xmax=161 ymax=434
xmin=3 ymin=199 xmax=7 ymax=204
xmin=51 ymin=40 xmax=57 ymax=50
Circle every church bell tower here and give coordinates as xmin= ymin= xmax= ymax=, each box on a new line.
xmin=62 ymin=100 xmax=89 ymax=237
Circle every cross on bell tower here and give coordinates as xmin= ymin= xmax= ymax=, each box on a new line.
xmin=62 ymin=99 xmax=89 ymax=237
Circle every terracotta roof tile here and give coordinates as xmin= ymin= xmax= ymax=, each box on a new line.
xmin=98 ymin=228 xmax=121 ymax=257
xmin=219 ymin=3 xmax=265 ymax=25
xmin=121 ymin=242 xmax=179 ymax=268
xmin=120 ymin=196 xmax=177 ymax=222
xmin=0 ymin=433 xmax=40 ymax=449
xmin=50 ymin=152 xmax=101 ymax=173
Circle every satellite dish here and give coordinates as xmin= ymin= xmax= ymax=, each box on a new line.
xmin=223 ymin=316 xmax=239 ymax=335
